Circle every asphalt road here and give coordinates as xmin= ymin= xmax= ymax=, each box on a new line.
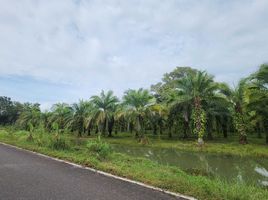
xmin=0 ymin=143 xmax=186 ymax=200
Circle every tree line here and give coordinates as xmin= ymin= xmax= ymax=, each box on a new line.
xmin=0 ymin=64 xmax=267 ymax=145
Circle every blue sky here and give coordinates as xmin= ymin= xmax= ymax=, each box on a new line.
xmin=0 ymin=0 xmax=268 ymax=110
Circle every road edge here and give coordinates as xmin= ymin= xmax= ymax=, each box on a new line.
xmin=0 ymin=142 xmax=197 ymax=200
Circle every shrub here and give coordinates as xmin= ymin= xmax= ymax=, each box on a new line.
xmin=86 ymin=139 xmax=112 ymax=159
xmin=49 ymin=136 xmax=69 ymax=150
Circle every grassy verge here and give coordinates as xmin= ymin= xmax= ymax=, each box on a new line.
xmin=0 ymin=130 xmax=267 ymax=200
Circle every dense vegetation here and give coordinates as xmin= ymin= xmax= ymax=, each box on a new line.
xmin=0 ymin=64 xmax=267 ymax=200
xmin=0 ymin=64 xmax=267 ymax=145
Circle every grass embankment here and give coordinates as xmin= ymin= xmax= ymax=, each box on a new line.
xmin=0 ymin=129 xmax=267 ymax=200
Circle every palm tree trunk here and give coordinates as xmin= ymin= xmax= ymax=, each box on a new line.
xmin=136 ymin=116 xmax=141 ymax=136
xmin=153 ymin=124 xmax=157 ymax=135
xmin=78 ymin=131 xmax=82 ymax=137
xmin=235 ymin=105 xmax=247 ymax=144
xmin=168 ymin=125 xmax=172 ymax=138
xmin=183 ymin=121 xmax=188 ymax=139
xmin=127 ymin=122 xmax=130 ymax=132
xmin=207 ymin=126 xmax=213 ymax=140
xmin=222 ymin=124 xmax=228 ymax=138
xmin=264 ymin=119 xmax=268 ymax=145
xmin=207 ymin=117 xmax=213 ymax=140
xmin=102 ymin=118 xmax=107 ymax=136
xmin=256 ymin=122 xmax=262 ymax=138
xmin=159 ymin=121 xmax=163 ymax=135
xmin=194 ymin=96 xmax=205 ymax=145
xmin=108 ymin=117 xmax=114 ymax=137
xmin=130 ymin=123 xmax=133 ymax=134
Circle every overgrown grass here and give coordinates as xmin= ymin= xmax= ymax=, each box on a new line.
xmin=0 ymin=129 xmax=267 ymax=200
xmin=86 ymin=139 xmax=112 ymax=159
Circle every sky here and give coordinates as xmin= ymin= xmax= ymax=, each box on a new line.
xmin=0 ymin=0 xmax=268 ymax=110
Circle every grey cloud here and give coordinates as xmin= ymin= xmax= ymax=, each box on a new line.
xmin=0 ymin=0 xmax=267 ymax=104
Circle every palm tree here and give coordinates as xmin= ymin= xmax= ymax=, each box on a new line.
xmin=166 ymin=90 xmax=192 ymax=139
xmin=122 ymin=88 xmax=155 ymax=139
xmin=67 ymin=100 xmax=94 ymax=137
xmin=247 ymin=64 xmax=268 ymax=144
xmin=16 ymin=103 xmax=41 ymax=140
xmin=220 ymin=80 xmax=249 ymax=144
xmin=49 ymin=103 xmax=73 ymax=133
xmin=174 ymin=71 xmax=220 ymax=145
xmin=90 ymin=90 xmax=119 ymax=137
xmin=205 ymin=96 xmax=231 ymax=139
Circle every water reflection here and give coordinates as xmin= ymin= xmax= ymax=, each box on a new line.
xmin=113 ymin=145 xmax=268 ymax=186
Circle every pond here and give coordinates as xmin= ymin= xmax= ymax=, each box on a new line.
xmin=113 ymin=145 xmax=268 ymax=186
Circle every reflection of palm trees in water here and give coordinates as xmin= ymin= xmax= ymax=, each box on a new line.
xmin=235 ymin=165 xmax=244 ymax=184
xmin=197 ymin=154 xmax=214 ymax=177
xmin=255 ymin=166 xmax=268 ymax=186
xmin=113 ymin=145 xmax=268 ymax=186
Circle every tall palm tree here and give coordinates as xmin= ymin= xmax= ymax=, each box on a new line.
xmin=174 ymin=71 xmax=220 ymax=145
xmin=90 ymin=90 xmax=119 ymax=137
xmin=122 ymin=88 xmax=155 ymax=139
xmin=220 ymin=80 xmax=249 ymax=144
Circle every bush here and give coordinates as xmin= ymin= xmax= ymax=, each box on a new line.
xmin=49 ymin=136 xmax=69 ymax=150
xmin=86 ymin=139 xmax=112 ymax=159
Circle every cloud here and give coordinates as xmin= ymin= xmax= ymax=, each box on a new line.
xmin=0 ymin=0 xmax=267 ymax=107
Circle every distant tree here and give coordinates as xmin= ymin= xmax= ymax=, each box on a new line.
xmin=0 ymin=96 xmax=21 ymax=125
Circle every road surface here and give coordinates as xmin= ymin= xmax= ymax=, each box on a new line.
xmin=0 ymin=143 xmax=186 ymax=200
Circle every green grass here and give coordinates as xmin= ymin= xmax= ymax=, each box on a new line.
xmin=0 ymin=129 xmax=267 ymax=200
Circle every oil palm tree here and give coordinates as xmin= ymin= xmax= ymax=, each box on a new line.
xmin=122 ymin=88 xmax=155 ymax=139
xmin=166 ymin=90 xmax=192 ymax=139
xmin=204 ymin=96 xmax=231 ymax=139
xmin=16 ymin=103 xmax=41 ymax=140
xmin=174 ymin=71 xmax=220 ymax=145
xmin=66 ymin=100 xmax=94 ymax=137
xmin=90 ymin=90 xmax=119 ymax=137
xmin=220 ymin=80 xmax=249 ymax=144
xmin=247 ymin=64 xmax=268 ymax=144
xmin=49 ymin=103 xmax=73 ymax=133
xmin=148 ymin=103 xmax=168 ymax=137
